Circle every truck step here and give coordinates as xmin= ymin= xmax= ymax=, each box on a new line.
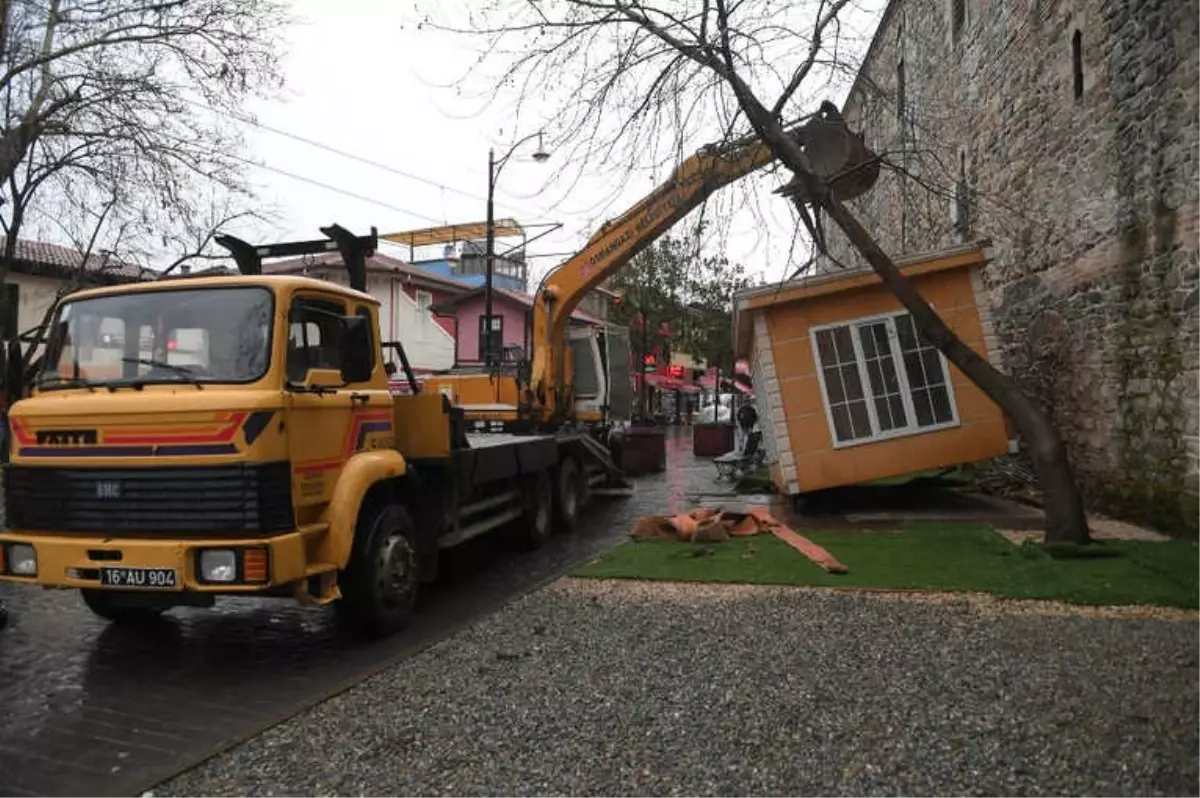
xmin=296 ymin=564 xmax=341 ymax=606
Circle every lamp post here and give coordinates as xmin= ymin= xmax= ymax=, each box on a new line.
xmin=485 ymin=130 xmax=549 ymax=367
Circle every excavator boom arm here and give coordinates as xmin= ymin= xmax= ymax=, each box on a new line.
xmin=528 ymin=133 xmax=777 ymax=414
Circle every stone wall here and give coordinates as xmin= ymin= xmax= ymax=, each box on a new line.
xmin=825 ymin=0 xmax=1199 ymax=533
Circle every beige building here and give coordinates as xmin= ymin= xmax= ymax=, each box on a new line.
xmin=823 ymin=0 xmax=1198 ymax=532
xmin=0 ymin=238 xmax=151 ymax=341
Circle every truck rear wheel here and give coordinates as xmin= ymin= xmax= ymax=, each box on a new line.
xmin=337 ymin=503 xmax=419 ymax=638
xmin=554 ymin=456 xmax=584 ymax=533
xmin=512 ymin=470 xmax=553 ymax=550
xmin=80 ymin=589 xmax=166 ymax=624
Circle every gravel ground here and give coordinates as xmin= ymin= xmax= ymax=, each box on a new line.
xmin=159 ymin=580 xmax=1200 ymax=797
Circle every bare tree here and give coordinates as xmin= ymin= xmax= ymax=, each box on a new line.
xmin=429 ymin=0 xmax=1089 ymax=542
xmin=0 ymin=0 xmax=287 ymax=343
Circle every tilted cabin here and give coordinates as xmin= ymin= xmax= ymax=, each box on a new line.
xmin=733 ymin=241 xmax=1016 ymax=497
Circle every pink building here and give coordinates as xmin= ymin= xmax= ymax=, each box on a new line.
xmin=433 ymin=286 xmax=607 ymax=366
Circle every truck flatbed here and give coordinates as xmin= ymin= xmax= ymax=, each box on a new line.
xmin=464 ymin=432 xmax=558 ymax=449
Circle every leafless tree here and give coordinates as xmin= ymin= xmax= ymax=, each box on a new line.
xmin=428 ymin=0 xmax=1089 ymax=542
xmin=0 ymin=0 xmax=287 ymax=347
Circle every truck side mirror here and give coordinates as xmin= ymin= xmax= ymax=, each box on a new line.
xmin=340 ymin=315 xmax=373 ymax=384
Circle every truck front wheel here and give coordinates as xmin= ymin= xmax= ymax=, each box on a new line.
xmin=337 ymin=503 xmax=419 ymax=638
xmin=80 ymin=589 xmax=166 ymax=624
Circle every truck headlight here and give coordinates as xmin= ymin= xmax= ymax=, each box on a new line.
xmin=199 ymin=549 xmax=237 ymax=583
xmin=7 ymin=543 xmax=37 ymax=576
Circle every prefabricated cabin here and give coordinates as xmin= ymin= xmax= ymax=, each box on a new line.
xmin=733 ymin=241 xmax=1015 ymax=497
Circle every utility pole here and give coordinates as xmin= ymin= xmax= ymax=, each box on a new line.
xmin=485 ymin=147 xmax=496 ymax=367
xmin=483 ymin=131 xmax=549 ymax=368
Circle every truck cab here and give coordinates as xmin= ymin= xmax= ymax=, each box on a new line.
xmin=0 ymin=274 xmax=427 ymax=632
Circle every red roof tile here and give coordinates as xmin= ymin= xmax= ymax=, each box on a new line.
xmin=0 ymin=237 xmax=152 ymax=282
xmin=261 ymin=251 xmax=469 ymax=293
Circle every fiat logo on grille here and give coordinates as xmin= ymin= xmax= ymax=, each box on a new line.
xmin=94 ymin=480 xmax=123 ymax=499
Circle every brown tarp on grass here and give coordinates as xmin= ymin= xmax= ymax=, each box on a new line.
xmin=631 ymin=506 xmax=849 ymax=574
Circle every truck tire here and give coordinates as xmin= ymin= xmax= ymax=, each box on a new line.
xmin=554 ymin=456 xmax=584 ymax=533
xmin=337 ymin=503 xmax=419 ymax=638
xmin=80 ymin=589 xmax=165 ymax=624
xmin=511 ymin=470 xmax=553 ymax=550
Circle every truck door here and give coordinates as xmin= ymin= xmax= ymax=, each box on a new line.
xmin=285 ymin=295 xmax=391 ymax=508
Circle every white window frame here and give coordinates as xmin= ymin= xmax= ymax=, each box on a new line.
xmin=810 ymin=309 xmax=961 ymax=450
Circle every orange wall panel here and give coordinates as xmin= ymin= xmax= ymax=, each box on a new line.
xmin=794 ymin=418 xmax=1010 ymax=492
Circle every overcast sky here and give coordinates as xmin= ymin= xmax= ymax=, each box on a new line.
xmin=218 ymin=0 xmax=884 ymax=286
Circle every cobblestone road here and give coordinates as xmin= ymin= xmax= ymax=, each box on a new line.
xmin=0 ymin=430 xmax=710 ymax=797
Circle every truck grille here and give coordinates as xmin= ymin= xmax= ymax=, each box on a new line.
xmin=3 ymin=462 xmax=295 ymax=535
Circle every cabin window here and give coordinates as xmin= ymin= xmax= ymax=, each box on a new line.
xmin=811 ymin=311 xmax=959 ymax=447
xmin=478 ymin=314 xmax=503 ymax=363
xmin=1071 ymin=29 xmax=1083 ymax=100
xmin=415 ymin=290 xmax=433 ymax=315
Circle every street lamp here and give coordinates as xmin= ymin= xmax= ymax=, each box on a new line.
xmin=485 ymin=130 xmax=550 ymax=367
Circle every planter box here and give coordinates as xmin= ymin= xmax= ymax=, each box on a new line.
xmin=693 ymin=423 xmax=735 ymax=457
xmin=620 ymin=425 xmax=666 ymax=474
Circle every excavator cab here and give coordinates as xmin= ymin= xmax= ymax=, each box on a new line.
xmin=567 ymin=324 xmax=633 ymax=425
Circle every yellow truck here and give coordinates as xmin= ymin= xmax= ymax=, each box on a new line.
xmin=0 ymin=226 xmax=621 ymax=637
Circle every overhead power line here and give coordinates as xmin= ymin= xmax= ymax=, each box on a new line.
xmin=180 ymin=96 xmax=554 ymax=221
xmin=228 ymin=153 xmax=444 ymax=225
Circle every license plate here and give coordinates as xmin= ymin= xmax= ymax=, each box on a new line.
xmin=99 ymin=567 xmax=178 ymax=590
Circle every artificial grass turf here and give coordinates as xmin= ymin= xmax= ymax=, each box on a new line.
xmin=572 ymin=522 xmax=1200 ymax=608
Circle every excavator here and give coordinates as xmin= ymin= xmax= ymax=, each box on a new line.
xmin=420 ymin=102 xmax=880 ymax=438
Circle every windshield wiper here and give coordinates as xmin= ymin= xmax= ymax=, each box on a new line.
xmin=119 ymin=357 xmax=205 ymax=389
xmin=34 ymin=375 xmax=97 ymax=392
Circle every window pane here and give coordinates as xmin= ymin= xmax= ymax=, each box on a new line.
xmin=903 ymin=351 xmax=927 ymax=388
xmin=823 ymin=366 xmax=846 ymax=404
xmin=930 ymin=385 xmax=954 ymax=423
xmin=888 ymin=394 xmax=907 ymax=426
xmin=895 ymin=314 xmax=917 ymax=350
xmin=875 ymin=396 xmax=896 ymax=431
xmin=873 ymin=324 xmax=890 ymax=354
xmin=45 ymin=287 xmax=273 ymax=386
xmin=858 ymin=325 xmax=877 ymax=358
xmin=816 ymin=329 xmax=837 ymax=365
xmin=841 ymin=364 xmax=865 ymax=400
xmin=881 ymin=357 xmax=900 ymax=393
xmin=921 ymin=349 xmax=946 ymax=385
xmin=833 ymin=327 xmax=856 ymax=362
xmin=830 ymin=403 xmax=853 ymax=442
xmin=848 ymin=400 xmax=873 ymax=438
xmin=912 ymin=388 xmax=934 ymax=426
xmin=865 ymin=358 xmax=884 ymax=394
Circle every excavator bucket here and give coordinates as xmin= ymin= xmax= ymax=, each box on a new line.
xmin=775 ymin=102 xmax=881 ymax=204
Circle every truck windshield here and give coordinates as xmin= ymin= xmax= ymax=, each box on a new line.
xmin=37 ymin=286 xmax=274 ymax=390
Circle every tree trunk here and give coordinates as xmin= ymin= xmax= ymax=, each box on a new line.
xmin=816 ymin=196 xmax=1090 ymax=543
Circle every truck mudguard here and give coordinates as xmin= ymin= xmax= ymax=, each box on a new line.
xmin=319 ymin=449 xmax=408 ymax=568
